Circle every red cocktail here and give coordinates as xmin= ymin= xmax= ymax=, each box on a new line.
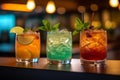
xmin=80 ymin=29 xmax=107 ymax=65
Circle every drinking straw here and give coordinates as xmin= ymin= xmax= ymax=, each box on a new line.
xmin=90 ymin=12 xmax=94 ymax=29
xmin=81 ymin=12 xmax=84 ymax=23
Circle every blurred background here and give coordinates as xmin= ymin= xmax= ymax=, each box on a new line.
xmin=0 ymin=0 xmax=120 ymax=59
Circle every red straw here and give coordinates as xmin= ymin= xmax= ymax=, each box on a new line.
xmin=90 ymin=12 xmax=94 ymax=29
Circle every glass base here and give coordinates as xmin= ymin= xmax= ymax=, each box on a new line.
xmin=16 ymin=58 xmax=39 ymax=64
xmin=48 ymin=59 xmax=71 ymax=64
xmin=80 ymin=58 xmax=106 ymax=67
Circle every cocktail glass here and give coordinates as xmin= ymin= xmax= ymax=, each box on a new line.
xmin=46 ymin=30 xmax=72 ymax=64
xmin=80 ymin=29 xmax=107 ymax=66
xmin=15 ymin=31 xmax=40 ymax=63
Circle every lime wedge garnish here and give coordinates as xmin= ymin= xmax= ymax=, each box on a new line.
xmin=17 ymin=35 xmax=35 ymax=45
xmin=10 ymin=26 xmax=24 ymax=34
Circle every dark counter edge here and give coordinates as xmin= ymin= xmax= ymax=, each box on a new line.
xmin=0 ymin=66 xmax=120 ymax=80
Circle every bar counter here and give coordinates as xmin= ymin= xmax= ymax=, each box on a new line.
xmin=0 ymin=57 xmax=120 ymax=80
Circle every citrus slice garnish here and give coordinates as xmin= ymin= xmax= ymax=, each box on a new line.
xmin=10 ymin=26 xmax=24 ymax=34
xmin=17 ymin=35 xmax=35 ymax=45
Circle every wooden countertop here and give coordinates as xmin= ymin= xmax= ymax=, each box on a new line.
xmin=0 ymin=57 xmax=120 ymax=80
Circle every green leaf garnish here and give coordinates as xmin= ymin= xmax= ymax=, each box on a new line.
xmin=38 ymin=19 xmax=60 ymax=31
xmin=23 ymin=28 xmax=31 ymax=32
xmin=52 ymin=23 xmax=60 ymax=30
xmin=73 ymin=17 xmax=90 ymax=35
xmin=84 ymin=22 xmax=90 ymax=29
xmin=23 ymin=27 xmax=39 ymax=32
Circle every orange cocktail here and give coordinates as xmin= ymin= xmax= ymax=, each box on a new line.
xmin=16 ymin=31 xmax=40 ymax=63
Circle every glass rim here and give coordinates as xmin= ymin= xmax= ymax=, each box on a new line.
xmin=80 ymin=29 xmax=107 ymax=33
xmin=16 ymin=32 xmax=40 ymax=36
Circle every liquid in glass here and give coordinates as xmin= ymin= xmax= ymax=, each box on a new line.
xmin=80 ymin=29 xmax=107 ymax=65
xmin=47 ymin=30 xmax=72 ymax=64
xmin=16 ymin=32 xmax=40 ymax=63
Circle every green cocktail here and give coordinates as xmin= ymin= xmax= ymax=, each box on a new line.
xmin=47 ymin=30 xmax=72 ymax=64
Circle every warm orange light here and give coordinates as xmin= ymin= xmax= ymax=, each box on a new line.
xmin=90 ymin=4 xmax=98 ymax=11
xmin=77 ymin=6 xmax=86 ymax=13
xmin=105 ymin=20 xmax=116 ymax=29
xmin=92 ymin=21 xmax=101 ymax=28
xmin=46 ymin=1 xmax=56 ymax=14
xmin=1 ymin=3 xmax=31 ymax=12
xmin=109 ymin=0 xmax=119 ymax=8
xmin=27 ymin=0 xmax=36 ymax=10
xmin=57 ymin=7 xmax=66 ymax=14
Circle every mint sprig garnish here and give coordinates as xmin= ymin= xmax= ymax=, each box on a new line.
xmin=23 ymin=28 xmax=30 ymax=32
xmin=38 ymin=19 xmax=60 ymax=31
xmin=23 ymin=27 xmax=39 ymax=32
xmin=73 ymin=17 xmax=90 ymax=35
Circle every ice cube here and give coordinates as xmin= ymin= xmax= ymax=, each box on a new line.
xmin=59 ymin=29 xmax=69 ymax=33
